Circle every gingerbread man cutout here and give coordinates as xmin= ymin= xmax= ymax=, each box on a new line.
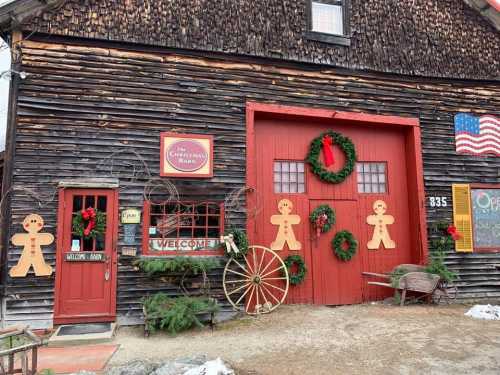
xmin=10 ymin=214 xmax=54 ymax=277
xmin=367 ymin=200 xmax=396 ymax=250
xmin=270 ymin=199 xmax=302 ymax=251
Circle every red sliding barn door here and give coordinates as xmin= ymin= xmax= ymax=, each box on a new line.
xmin=251 ymin=115 xmax=414 ymax=305
xmin=54 ymin=189 xmax=118 ymax=324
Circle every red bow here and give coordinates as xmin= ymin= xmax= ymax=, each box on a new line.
xmin=322 ymin=136 xmax=335 ymax=167
xmin=447 ymin=225 xmax=462 ymax=241
xmin=81 ymin=207 xmax=97 ymax=237
xmin=315 ymin=213 xmax=328 ymax=239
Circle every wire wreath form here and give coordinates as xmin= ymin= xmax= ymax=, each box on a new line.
xmin=307 ymin=130 xmax=357 ymax=184
xmin=332 ymin=230 xmax=358 ymax=262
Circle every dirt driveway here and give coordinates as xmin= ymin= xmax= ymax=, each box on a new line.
xmin=109 ymin=304 xmax=500 ymax=374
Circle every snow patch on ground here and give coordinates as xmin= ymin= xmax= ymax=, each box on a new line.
xmin=465 ymin=305 xmax=500 ymax=320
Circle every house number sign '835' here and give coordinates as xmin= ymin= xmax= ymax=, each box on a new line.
xmin=429 ymin=196 xmax=448 ymax=208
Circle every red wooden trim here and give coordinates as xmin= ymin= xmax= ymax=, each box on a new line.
xmin=160 ymin=132 xmax=214 ymax=178
xmin=53 ymin=188 xmax=65 ymax=319
xmin=470 ymin=183 xmax=500 ymax=189
xmin=245 ymin=101 xmax=427 ymax=264
xmin=246 ymin=102 xmax=420 ymax=127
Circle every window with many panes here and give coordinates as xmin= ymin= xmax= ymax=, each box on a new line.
xmin=307 ymin=0 xmax=350 ymax=45
xmin=143 ymin=201 xmax=224 ymax=255
xmin=274 ymin=160 xmax=306 ymax=193
xmin=356 ymin=162 xmax=387 ymax=194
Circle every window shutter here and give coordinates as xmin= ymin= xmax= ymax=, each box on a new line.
xmin=452 ymin=184 xmax=473 ymax=252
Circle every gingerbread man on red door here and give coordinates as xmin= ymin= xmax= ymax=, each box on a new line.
xmin=367 ymin=200 xmax=396 ymax=250
xmin=270 ymin=199 xmax=302 ymax=251
xmin=10 ymin=214 xmax=54 ymax=277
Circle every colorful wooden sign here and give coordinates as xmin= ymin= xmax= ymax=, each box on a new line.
xmin=366 ymin=200 xmax=396 ymax=250
xmin=160 ymin=133 xmax=214 ymax=178
xmin=270 ymin=199 xmax=302 ymax=251
xmin=10 ymin=214 xmax=54 ymax=277
xmin=121 ymin=208 xmax=141 ymax=224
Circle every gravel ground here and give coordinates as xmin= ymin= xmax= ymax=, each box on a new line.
xmin=108 ymin=304 xmax=500 ymax=374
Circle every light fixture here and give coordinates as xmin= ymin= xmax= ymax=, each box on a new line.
xmin=0 ymin=69 xmax=27 ymax=80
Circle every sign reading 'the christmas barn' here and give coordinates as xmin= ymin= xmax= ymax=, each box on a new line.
xmin=160 ymin=132 xmax=213 ymax=178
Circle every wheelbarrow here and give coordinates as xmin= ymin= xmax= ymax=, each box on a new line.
xmin=362 ymin=264 xmax=444 ymax=306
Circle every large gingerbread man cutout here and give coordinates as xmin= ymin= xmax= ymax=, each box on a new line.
xmin=270 ymin=199 xmax=302 ymax=251
xmin=366 ymin=200 xmax=396 ymax=250
xmin=10 ymin=214 xmax=54 ymax=277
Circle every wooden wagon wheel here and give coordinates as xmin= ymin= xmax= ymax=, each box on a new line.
xmin=223 ymin=245 xmax=289 ymax=315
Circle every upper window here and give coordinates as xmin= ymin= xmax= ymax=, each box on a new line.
xmin=142 ymin=200 xmax=224 ymax=255
xmin=307 ymin=0 xmax=350 ymax=46
xmin=356 ymin=162 xmax=387 ymax=194
xmin=274 ymin=160 xmax=306 ymax=194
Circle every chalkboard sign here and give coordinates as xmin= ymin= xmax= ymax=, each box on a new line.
xmin=471 ymin=189 xmax=500 ymax=248
xmin=123 ymin=224 xmax=137 ymax=245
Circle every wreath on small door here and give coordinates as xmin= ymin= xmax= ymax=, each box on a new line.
xmin=309 ymin=204 xmax=335 ymax=238
xmin=72 ymin=207 xmax=106 ymax=239
xmin=306 ymin=130 xmax=357 ymax=184
xmin=282 ymin=255 xmax=307 ymax=286
xmin=332 ymin=230 xmax=358 ymax=262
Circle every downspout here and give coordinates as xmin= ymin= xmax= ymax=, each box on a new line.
xmin=0 ymin=29 xmax=22 ymax=327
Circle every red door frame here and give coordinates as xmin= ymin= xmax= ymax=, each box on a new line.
xmin=246 ymin=101 xmax=428 ymax=266
xmin=53 ymin=188 xmax=119 ymax=325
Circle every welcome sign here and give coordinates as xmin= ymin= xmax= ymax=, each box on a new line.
xmin=160 ymin=133 xmax=213 ymax=178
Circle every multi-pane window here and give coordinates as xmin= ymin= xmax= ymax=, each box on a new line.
xmin=274 ymin=161 xmax=306 ymax=193
xmin=143 ymin=201 xmax=224 ymax=254
xmin=311 ymin=1 xmax=344 ymax=35
xmin=357 ymin=162 xmax=387 ymax=194
xmin=71 ymin=194 xmax=107 ymax=252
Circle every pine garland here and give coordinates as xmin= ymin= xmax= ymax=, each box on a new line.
xmin=143 ymin=293 xmax=219 ymax=335
xmin=135 ymin=257 xmax=220 ymax=277
xmin=283 ymin=255 xmax=307 ymax=285
xmin=306 ymin=130 xmax=357 ymax=184
xmin=332 ymin=230 xmax=358 ymax=261
xmin=72 ymin=209 xmax=106 ymax=239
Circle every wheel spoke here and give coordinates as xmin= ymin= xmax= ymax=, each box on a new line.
xmin=235 ymin=282 xmax=254 ymax=305
xmin=227 ymin=282 xmax=251 ymax=296
xmin=243 ymin=254 xmax=255 ymax=275
xmin=252 ymin=248 xmax=257 ymax=273
xmin=226 ymin=268 xmax=251 ymax=279
xmin=261 ymin=276 xmax=288 ymax=281
xmin=261 ymin=265 xmax=286 ymax=280
xmin=257 ymin=247 xmax=266 ymax=274
xmin=262 ymin=280 xmax=286 ymax=294
xmin=259 ymin=253 xmax=277 ymax=276
xmin=258 ymin=283 xmax=270 ymax=308
xmin=260 ymin=283 xmax=281 ymax=305
xmin=231 ymin=258 xmax=251 ymax=276
xmin=245 ymin=284 xmax=256 ymax=313
xmin=225 ymin=279 xmax=249 ymax=284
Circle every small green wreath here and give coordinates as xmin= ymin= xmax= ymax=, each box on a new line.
xmin=332 ymin=230 xmax=358 ymax=262
xmin=72 ymin=208 xmax=106 ymax=239
xmin=224 ymin=228 xmax=249 ymax=258
xmin=309 ymin=205 xmax=336 ymax=234
xmin=282 ymin=255 xmax=307 ymax=285
xmin=306 ymin=130 xmax=357 ymax=184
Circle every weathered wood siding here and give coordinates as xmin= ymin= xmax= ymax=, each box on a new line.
xmin=4 ymin=39 xmax=500 ymax=327
xmin=25 ymin=0 xmax=500 ymax=80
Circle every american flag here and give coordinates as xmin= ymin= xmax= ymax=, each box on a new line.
xmin=454 ymin=113 xmax=500 ymax=156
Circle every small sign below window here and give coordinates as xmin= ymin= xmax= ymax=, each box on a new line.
xmin=160 ymin=133 xmax=213 ymax=178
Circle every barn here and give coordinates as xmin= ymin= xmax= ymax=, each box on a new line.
xmin=0 ymin=0 xmax=498 ymax=329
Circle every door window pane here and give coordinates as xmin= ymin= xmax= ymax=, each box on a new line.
xmin=356 ymin=162 xmax=387 ymax=194
xmin=274 ymin=160 xmax=306 ymax=194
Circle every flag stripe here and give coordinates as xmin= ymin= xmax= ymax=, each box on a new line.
xmin=455 ymin=114 xmax=500 ymax=157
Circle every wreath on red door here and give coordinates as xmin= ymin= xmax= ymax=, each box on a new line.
xmin=332 ymin=230 xmax=358 ymax=262
xmin=282 ymin=255 xmax=307 ymax=285
xmin=307 ymin=130 xmax=357 ymax=184
xmin=309 ymin=204 xmax=335 ymax=238
xmin=72 ymin=207 xmax=106 ymax=239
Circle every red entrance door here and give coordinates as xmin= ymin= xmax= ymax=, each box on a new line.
xmin=54 ymin=189 xmax=118 ymax=324
xmin=251 ymin=115 xmax=414 ymax=305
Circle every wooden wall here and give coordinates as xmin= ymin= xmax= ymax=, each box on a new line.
xmin=24 ymin=0 xmax=500 ymax=80
xmin=4 ymin=39 xmax=500 ymax=328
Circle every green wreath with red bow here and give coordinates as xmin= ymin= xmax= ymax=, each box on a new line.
xmin=72 ymin=207 xmax=106 ymax=239
xmin=307 ymin=130 xmax=357 ymax=184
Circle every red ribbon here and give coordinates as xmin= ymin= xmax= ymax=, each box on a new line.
xmin=322 ymin=136 xmax=335 ymax=167
xmin=315 ymin=214 xmax=328 ymax=239
xmin=82 ymin=207 xmax=97 ymax=236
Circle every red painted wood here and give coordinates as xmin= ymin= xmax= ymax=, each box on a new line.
xmin=54 ymin=189 xmax=118 ymax=324
xmin=246 ymin=102 xmax=427 ymax=305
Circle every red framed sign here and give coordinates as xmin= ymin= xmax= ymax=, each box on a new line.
xmin=160 ymin=132 xmax=214 ymax=178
